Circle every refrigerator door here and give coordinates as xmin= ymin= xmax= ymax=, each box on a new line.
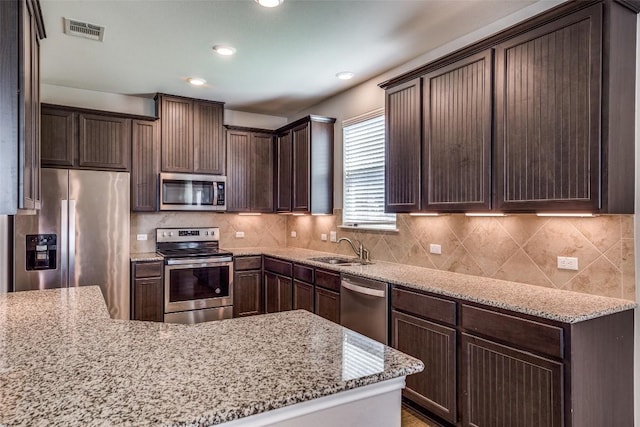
xmin=69 ymin=170 xmax=130 ymax=320
xmin=13 ymin=168 xmax=68 ymax=291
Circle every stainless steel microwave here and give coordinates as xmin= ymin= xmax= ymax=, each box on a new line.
xmin=159 ymin=173 xmax=226 ymax=211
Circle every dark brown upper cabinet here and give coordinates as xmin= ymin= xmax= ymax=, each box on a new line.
xmin=41 ymin=104 xmax=134 ymax=172
xmin=423 ymin=50 xmax=493 ymax=212
xmin=494 ymin=5 xmax=602 ymax=212
xmin=156 ymin=94 xmax=224 ymax=175
xmin=276 ymin=130 xmax=293 ymax=212
xmin=0 ymin=0 xmax=45 ymax=214
xmin=380 ymin=0 xmax=638 ymax=214
xmin=226 ymin=127 xmax=274 ymax=213
xmin=385 ymin=79 xmax=422 ymax=213
xmin=131 ymin=119 xmax=160 ymax=212
xmin=275 ymin=115 xmax=335 ymax=214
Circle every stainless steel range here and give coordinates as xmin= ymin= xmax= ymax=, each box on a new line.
xmin=156 ymin=227 xmax=233 ymax=324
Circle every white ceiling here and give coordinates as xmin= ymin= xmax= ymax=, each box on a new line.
xmin=40 ymin=0 xmax=539 ymax=117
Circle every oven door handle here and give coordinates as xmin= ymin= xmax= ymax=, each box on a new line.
xmin=165 ymin=257 xmax=233 ymax=267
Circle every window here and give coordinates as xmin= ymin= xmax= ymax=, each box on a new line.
xmin=342 ymin=109 xmax=396 ymax=230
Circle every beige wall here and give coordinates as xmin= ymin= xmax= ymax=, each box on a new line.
xmin=287 ymin=211 xmax=636 ymax=301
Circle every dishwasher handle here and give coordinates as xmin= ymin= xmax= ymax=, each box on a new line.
xmin=341 ymin=280 xmax=386 ymax=298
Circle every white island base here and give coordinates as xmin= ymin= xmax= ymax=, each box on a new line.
xmin=222 ymin=377 xmax=406 ymax=427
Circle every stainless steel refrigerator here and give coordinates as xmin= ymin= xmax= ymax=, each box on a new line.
xmin=13 ymin=168 xmax=130 ymax=320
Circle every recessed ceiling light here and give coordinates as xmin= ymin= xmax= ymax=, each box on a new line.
xmin=336 ymin=71 xmax=354 ymax=80
xmin=188 ymin=77 xmax=206 ymax=86
xmin=255 ymin=0 xmax=283 ymax=7
xmin=212 ymin=45 xmax=236 ymax=56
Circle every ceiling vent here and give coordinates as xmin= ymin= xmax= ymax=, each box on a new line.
xmin=63 ymin=18 xmax=105 ymax=42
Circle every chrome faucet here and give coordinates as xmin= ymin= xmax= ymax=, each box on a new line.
xmin=337 ymin=237 xmax=370 ymax=263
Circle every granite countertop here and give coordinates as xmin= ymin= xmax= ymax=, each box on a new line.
xmin=0 ymin=287 xmax=423 ymax=426
xmin=227 ymin=247 xmax=636 ymax=323
xmin=130 ymin=252 xmax=164 ymax=262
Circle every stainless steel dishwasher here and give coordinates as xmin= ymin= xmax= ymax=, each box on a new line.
xmin=340 ymin=274 xmax=389 ymax=344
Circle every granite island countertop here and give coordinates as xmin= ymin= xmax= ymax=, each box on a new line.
xmin=0 ymin=287 xmax=423 ymax=426
xmin=226 ymin=247 xmax=637 ymax=323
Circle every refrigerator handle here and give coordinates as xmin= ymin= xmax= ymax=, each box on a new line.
xmin=68 ymin=199 xmax=76 ymax=287
xmin=60 ymin=200 xmax=69 ymax=287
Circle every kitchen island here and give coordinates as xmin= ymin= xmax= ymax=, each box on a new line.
xmin=0 ymin=287 xmax=423 ymax=426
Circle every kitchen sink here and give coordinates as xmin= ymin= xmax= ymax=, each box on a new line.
xmin=307 ymin=256 xmax=372 ymax=266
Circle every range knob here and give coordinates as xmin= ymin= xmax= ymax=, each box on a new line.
xmin=169 ymin=231 xmax=174 ymax=237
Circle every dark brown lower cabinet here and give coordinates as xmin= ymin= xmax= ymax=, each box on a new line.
xmin=461 ymin=333 xmax=563 ymax=427
xmin=264 ymin=271 xmax=292 ymax=313
xmin=131 ymin=260 xmax=163 ymax=322
xmin=233 ymin=270 xmax=263 ymax=317
xmin=293 ymin=280 xmax=314 ymax=312
xmin=314 ymin=287 xmax=339 ymax=324
xmin=392 ymin=310 xmax=457 ymax=424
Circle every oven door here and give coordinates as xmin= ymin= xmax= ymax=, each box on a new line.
xmin=164 ymin=258 xmax=233 ymax=313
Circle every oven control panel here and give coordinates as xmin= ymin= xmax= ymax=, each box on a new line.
xmin=156 ymin=227 xmax=220 ymax=243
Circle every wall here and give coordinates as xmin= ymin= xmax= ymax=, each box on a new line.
xmin=41 ymin=84 xmax=288 ymax=129
xmin=288 ymin=212 xmax=635 ymax=301
xmin=130 ymin=212 xmax=287 ymax=253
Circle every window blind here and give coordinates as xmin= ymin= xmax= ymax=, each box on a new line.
xmin=342 ymin=110 xmax=396 ymax=228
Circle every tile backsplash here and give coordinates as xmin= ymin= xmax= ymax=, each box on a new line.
xmin=131 ymin=211 xmax=635 ymax=301
xmin=130 ymin=212 xmax=287 ymax=253
xmin=286 ymin=211 xmax=636 ymax=301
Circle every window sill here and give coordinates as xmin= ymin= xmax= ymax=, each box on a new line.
xmin=339 ymin=224 xmax=399 ymax=233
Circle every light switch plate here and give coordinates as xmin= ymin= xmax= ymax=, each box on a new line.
xmin=290 ymin=231 xmax=297 ymax=238
xmin=330 ymin=231 xmax=337 ymax=242
xmin=429 ymin=244 xmax=442 ymax=255
xmin=235 ymin=231 xmax=245 ymax=239
xmin=321 ymin=233 xmax=328 ymax=241
xmin=136 ymin=234 xmax=147 ymax=241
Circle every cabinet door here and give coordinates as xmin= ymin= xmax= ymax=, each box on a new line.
xmin=226 ymin=130 xmax=251 ymax=212
xmin=131 ymin=120 xmax=159 ymax=211
xmin=41 ymin=107 xmax=76 ymax=167
xmin=233 ymin=270 xmax=263 ymax=317
xmin=461 ymin=333 xmax=563 ymax=427
xmin=264 ymin=271 xmax=292 ymax=313
xmin=78 ymin=113 xmax=131 ymax=171
xmin=293 ymin=280 xmax=314 ymax=312
xmin=193 ymin=100 xmax=224 ymax=174
xmin=19 ymin=0 xmax=41 ymax=210
xmin=276 ymin=131 xmax=293 ymax=212
xmin=423 ymin=50 xmax=492 ymax=212
xmin=392 ymin=310 xmax=457 ymax=424
xmin=315 ymin=287 xmax=339 ymax=324
xmin=160 ymin=95 xmax=193 ymax=172
xmin=133 ymin=278 xmax=164 ymax=322
xmin=385 ymin=78 xmax=422 ymax=212
xmin=250 ymin=133 xmax=274 ymax=212
xmin=495 ymin=5 xmax=602 ymax=212
xmin=292 ymin=123 xmax=310 ymax=212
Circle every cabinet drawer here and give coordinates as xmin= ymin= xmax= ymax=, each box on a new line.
xmin=293 ymin=264 xmax=314 ymax=283
xmin=235 ymin=256 xmax=262 ymax=271
xmin=461 ymin=304 xmax=563 ymax=359
xmin=264 ymin=256 xmax=292 ymax=276
xmin=134 ymin=261 xmax=163 ymax=278
xmin=315 ymin=268 xmax=340 ymax=292
xmin=392 ymin=287 xmax=456 ymax=326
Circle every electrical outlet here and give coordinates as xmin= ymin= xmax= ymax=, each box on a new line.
xmin=429 ymin=244 xmax=442 ymax=255
xmin=330 ymin=231 xmax=337 ymax=242
xmin=136 ymin=234 xmax=147 ymax=241
xmin=557 ymin=256 xmax=579 ymax=271
xmin=321 ymin=233 xmax=328 ymax=241
xmin=235 ymin=231 xmax=245 ymax=239
xmin=290 ymin=231 xmax=297 ymax=238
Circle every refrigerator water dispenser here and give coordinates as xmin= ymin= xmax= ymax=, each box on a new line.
xmin=25 ymin=234 xmax=57 ymax=271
